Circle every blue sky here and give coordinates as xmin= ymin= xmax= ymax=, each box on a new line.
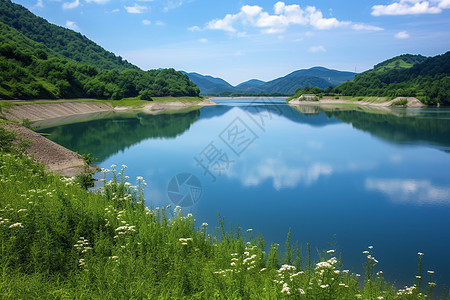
xmin=14 ymin=0 xmax=450 ymax=85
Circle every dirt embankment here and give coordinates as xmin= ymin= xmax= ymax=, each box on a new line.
xmin=1 ymin=123 xmax=88 ymax=176
xmin=288 ymin=97 xmax=427 ymax=108
xmin=3 ymin=99 xmax=218 ymax=121
xmin=3 ymin=102 xmax=114 ymax=122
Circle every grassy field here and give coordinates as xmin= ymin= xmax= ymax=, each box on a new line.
xmin=0 ymin=127 xmax=446 ymax=299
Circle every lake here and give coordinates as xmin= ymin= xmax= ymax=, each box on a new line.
xmin=35 ymin=98 xmax=450 ymax=288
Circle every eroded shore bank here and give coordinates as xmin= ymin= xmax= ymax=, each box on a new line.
xmin=1 ymin=122 xmax=87 ymax=176
xmin=2 ymin=98 xmax=217 ymax=122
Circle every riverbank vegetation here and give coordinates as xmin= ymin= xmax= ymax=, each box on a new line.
xmin=0 ymin=0 xmax=200 ymax=100
xmin=290 ymin=53 xmax=450 ymax=105
xmin=0 ymin=127 xmax=447 ymax=299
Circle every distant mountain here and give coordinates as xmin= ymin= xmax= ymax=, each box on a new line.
xmin=184 ymin=67 xmax=356 ymax=96
xmin=235 ymin=79 xmax=266 ymax=90
xmin=180 ymin=72 xmax=235 ymax=94
xmin=283 ymin=67 xmax=356 ymax=86
xmin=255 ymin=75 xmax=333 ymax=94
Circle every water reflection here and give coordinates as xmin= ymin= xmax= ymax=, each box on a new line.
xmin=365 ymin=178 xmax=450 ymax=205
xmin=36 ymin=103 xmax=450 ymax=163
xmin=37 ymin=109 xmax=201 ymax=162
xmin=36 ymin=100 xmax=450 ymax=287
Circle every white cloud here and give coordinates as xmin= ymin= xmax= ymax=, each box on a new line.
xmin=309 ymin=45 xmax=326 ymax=53
xmin=371 ymin=0 xmax=445 ymax=16
xmin=306 ymin=6 xmax=350 ymax=30
xmin=199 ymin=38 xmax=208 ymax=43
xmin=164 ymin=0 xmax=184 ymax=12
xmin=34 ymin=0 xmax=43 ymax=8
xmin=227 ymin=158 xmax=333 ymax=190
xmin=395 ymin=30 xmax=410 ymax=39
xmin=439 ymin=0 xmax=450 ymax=8
xmin=86 ymin=0 xmax=110 ymax=4
xmin=207 ymin=14 xmax=239 ymax=32
xmin=365 ymin=178 xmax=450 ymax=205
xmin=188 ymin=25 xmax=201 ymax=32
xmin=66 ymin=20 xmax=80 ymax=31
xmin=125 ymin=3 xmax=149 ymax=14
xmin=142 ymin=19 xmax=151 ymax=25
xmin=155 ymin=21 xmax=164 ymax=26
xmin=62 ymin=0 xmax=79 ymax=10
xmin=351 ymin=23 xmax=383 ymax=31
xmin=205 ymin=2 xmax=380 ymax=35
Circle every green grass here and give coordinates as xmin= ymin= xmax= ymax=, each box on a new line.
xmin=392 ymin=98 xmax=408 ymax=106
xmin=0 ymin=100 xmax=14 ymax=114
xmin=286 ymin=96 xmax=391 ymax=104
xmin=0 ymin=96 xmax=205 ymax=111
xmin=0 ymin=127 xmax=446 ymax=299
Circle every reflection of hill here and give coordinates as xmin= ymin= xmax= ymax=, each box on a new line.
xmin=243 ymin=105 xmax=341 ymax=127
xmin=325 ymin=109 xmax=450 ymax=149
xmin=198 ymin=105 xmax=233 ymax=120
xmin=40 ymin=110 xmax=200 ymax=162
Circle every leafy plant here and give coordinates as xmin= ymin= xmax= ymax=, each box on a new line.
xmin=392 ymin=98 xmax=408 ymax=106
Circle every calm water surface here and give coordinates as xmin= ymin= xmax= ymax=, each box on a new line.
xmin=37 ymin=98 xmax=450 ymax=287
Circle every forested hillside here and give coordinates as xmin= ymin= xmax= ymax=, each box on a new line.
xmin=0 ymin=0 xmax=135 ymax=70
xmin=334 ymin=53 xmax=450 ymax=104
xmin=0 ymin=0 xmax=200 ymax=100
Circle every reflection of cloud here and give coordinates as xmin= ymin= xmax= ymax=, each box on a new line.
xmin=345 ymin=161 xmax=378 ymax=172
xmin=389 ymin=154 xmax=403 ymax=163
xmin=365 ymin=178 xmax=450 ymax=205
xmin=230 ymin=158 xmax=332 ymax=190
xmin=307 ymin=140 xmax=324 ymax=150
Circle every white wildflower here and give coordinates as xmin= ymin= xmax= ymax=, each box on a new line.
xmin=281 ymin=282 xmax=290 ymax=295
xmin=9 ymin=222 xmax=24 ymax=228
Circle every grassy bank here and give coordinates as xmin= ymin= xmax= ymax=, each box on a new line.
xmin=286 ymin=94 xmax=390 ymax=103
xmin=0 ymin=127 xmax=446 ymax=299
xmin=0 ymin=96 xmax=205 ymax=109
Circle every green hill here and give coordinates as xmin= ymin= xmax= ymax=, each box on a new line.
xmin=334 ymin=52 xmax=450 ymax=104
xmin=0 ymin=0 xmax=200 ymax=100
xmin=0 ymin=0 xmax=136 ymax=70
xmin=372 ymin=54 xmax=427 ymax=73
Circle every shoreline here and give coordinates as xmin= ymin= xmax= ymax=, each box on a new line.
xmin=0 ymin=98 xmax=217 ymax=176
xmin=0 ymin=96 xmax=428 ymax=176
xmin=1 ymin=98 xmax=217 ymax=122
xmin=288 ymin=96 xmax=427 ymax=108
xmin=1 ymin=122 xmax=89 ymax=176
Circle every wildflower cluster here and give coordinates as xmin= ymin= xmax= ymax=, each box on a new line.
xmin=179 ymin=238 xmax=193 ymax=246
xmin=74 ymin=237 xmax=92 ymax=254
xmin=275 ymin=264 xmax=306 ymax=295
xmin=214 ymin=242 xmax=263 ymax=277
